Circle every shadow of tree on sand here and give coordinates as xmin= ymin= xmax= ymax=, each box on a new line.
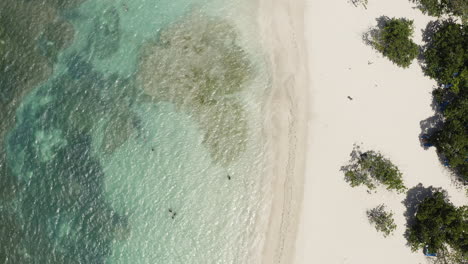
xmin=418 ymin=113 xmax=444 ymax=149
xmin=362 ymin=16 xmax=390 ymax=46
xmin=417 ymin=20 xmax=440 ymax=64
xmin=402 ymin=183 xmax=446 ymax=229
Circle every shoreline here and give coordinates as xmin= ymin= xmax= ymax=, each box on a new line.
xmin=257 ymin=0 xmax=308 ymax=263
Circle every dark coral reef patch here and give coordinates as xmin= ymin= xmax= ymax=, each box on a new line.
xmin=137 ymin=13 xmax=254 ymax=165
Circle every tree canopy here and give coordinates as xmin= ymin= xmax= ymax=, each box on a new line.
xmin=407 ymin=191 xmax=467 ymax=262
xmin=422 ymin=21 xmax=467 ymax=92
xmin=371 ymin=17 xmax=419 ymax=68
xmin=341 ymin=145 xmax=407 ymax=193
xmin=411 ymin=0 xmax=468 ymax=23
xmin=429 ymin=91 xmax=468 ymax=181
xmin=422 ymin=20 xmax=467 ymax=182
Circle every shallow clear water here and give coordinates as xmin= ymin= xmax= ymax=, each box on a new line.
xmin=0 ymin=0 xmax=269 ymax=263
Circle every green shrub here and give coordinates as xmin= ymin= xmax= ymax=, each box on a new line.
xmin=367 ymin=204 xmax=397 ymax=237
xmin=341 ymin=145 xmax=407 ymax=193
xmin=371 ymin=17 xmax=419 ymax=68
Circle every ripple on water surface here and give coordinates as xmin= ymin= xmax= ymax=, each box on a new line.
xmin=0 ymin=0 xmax=268 ymax=263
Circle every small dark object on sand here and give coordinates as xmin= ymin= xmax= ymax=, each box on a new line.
xmin=227 ymin=174 xmax=231 ymax=180
xmin=347 ymin=96 xmax=353 ymax=100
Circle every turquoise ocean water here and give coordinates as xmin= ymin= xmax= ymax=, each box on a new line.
xmin=0 ymin=0 xmax=270 ymax=263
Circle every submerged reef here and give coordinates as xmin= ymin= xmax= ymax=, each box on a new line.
xmin=0 ymin=4 xmax=257 ymax=263
xmin=63 ymin=53 xmax=138 ymax=154
xmin=2 ymin=72 xmax=133 ymax=263
xmin=196 ymin=100 xmax=248 ymax=165
xmin=0 ymin=0 xmax=75 ymax=101
xmin=0 ymin=1 xmax=134 ymax=261
xmin=0 ymin=153 xmax=18 ymax=201
xmin=137 ymin=13 xmax=253 ymax=165
xmin=0 ymin=0 xmax=75 ymax=142
xmin=88 ymin=6 xmax=121 ymax=60
xmin=0 ymin=0 xmax=76 ymax=206
xmin=28 ymin=0 xmax=86 ymax=9
xmin=4 ymin=129 xmax=130 ymax=263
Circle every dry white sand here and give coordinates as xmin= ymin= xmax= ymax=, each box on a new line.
xmin=291 ymin=0 xmax=468 ymax=264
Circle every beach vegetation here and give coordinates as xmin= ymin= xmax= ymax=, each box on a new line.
xmin=406 ymin=191 xmax=467 ymax=263
xmin=341 ymin=145 xmax=407 ymax=193
xmin=422 ymin=20 xmax=466 ymax=92
xmin=350 ymin=0 xmax=368 ymax=9
xmin=411 ymin=0 xmax=450 ymax=17
xmin=421 ymin=20 xmax=467 ymax=183
xmin=411 ymin=0 xmax=468 ymax=23
xmin=370 ymin=17 xmax=419 ymax=68
xmin=367 ymin=204 xmax=397 ymax=237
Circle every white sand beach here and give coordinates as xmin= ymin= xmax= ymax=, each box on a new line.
xmin=293 ymin=0 xmax=468 ymax=263
xmin=257 ymin=0 xmax=308 ymax=263
xmin=259 ymin=0 xmax=467 ymax=263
